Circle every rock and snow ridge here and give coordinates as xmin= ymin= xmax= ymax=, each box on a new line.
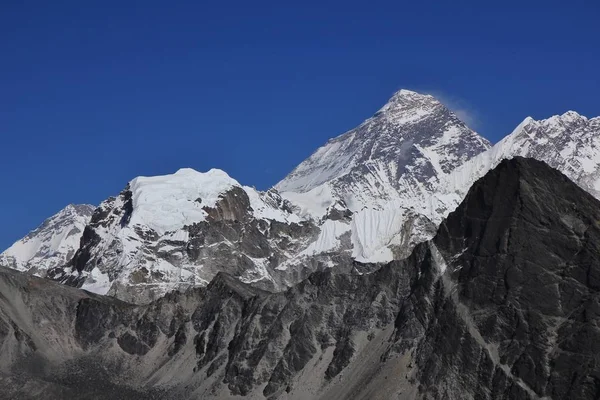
xmin=0 ymin=204 xmax=95 ymax=275
xmin=430 ymin=110 xmax=600 ymax=221
xmin=347 ymin=110 xmax=600 ymax=262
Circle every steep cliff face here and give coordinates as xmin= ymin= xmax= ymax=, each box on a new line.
xmin=2 ymin=158 xmax=600 ymax=399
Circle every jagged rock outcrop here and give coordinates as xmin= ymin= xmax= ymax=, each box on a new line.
xmin=2 ymin=158 xmax=599 ymax=399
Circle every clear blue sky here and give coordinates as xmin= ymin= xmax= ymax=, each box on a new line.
xmin=1 ymin=0 xmax=599 ymax=249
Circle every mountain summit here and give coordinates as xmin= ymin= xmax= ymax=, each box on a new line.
xmin=276 ymin=89 xmax=490 ymax=213
xmin=45 ymin=168 xmax=307 ymax=302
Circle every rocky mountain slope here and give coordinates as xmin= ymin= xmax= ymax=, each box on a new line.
xmin=0 ymin=204 xmax=95 ymax=275
xmin=1 ymin=158 xmax=599 ymax=400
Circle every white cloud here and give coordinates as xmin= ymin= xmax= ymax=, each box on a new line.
xmin=452 ymin=108 xmax=477 ymax=128
xmin=412 ymin=89 xmax=480 ymax=131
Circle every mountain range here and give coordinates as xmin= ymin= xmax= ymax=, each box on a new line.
xmin=1 ymin=157 xmax=600 ymax=399
xmin=1 ymin=89 xmax=599 ymax=305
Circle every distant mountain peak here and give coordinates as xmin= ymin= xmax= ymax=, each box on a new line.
xmin=276 ymin=89 xmax=489 ymax=200
xmin=518 ymin=111 xmax=588 ymax=132
xmin=388 ymin=88 xmax=435 ymax=101
xmin=272 ymin=90 xmax=490 ymax=263
xmin=387 ymin=88 xmax=434 ymax=101
xmin=437 ymin=107 xmax=600 ymax=215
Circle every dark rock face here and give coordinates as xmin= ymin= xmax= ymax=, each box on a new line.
xmin=203 ymin=186 xmax=254 ymax=223
xmin=2 ymin=158 xmax=600 ymax=399
xmin=418 ymin=157 xmax=600 ymax=399
xmin=47 ymin=191 xmax=130 ymax=287
xmin=180 ymin=188 xmax=322 ymax=292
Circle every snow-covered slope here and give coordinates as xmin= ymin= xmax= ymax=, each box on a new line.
xmin=0 ymin=204 xmax=95 ymax=275
xmin=276 ymin=89 xmax=491 ymax=261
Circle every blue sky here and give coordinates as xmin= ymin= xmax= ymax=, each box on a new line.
xmin=1 ymin=0 xmax=599 ymax=249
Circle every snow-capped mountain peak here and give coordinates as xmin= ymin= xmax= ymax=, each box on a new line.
xmin=375 ymin=89 xmax=440 ymax=121
xmin=275 ymin=88 xmax=490 ymax=204
xmin=0 ymin=204 xmax=95 ymax=275
xmin=274 ymin=89 xmax=491 ymax=262
xmin=45 ymin=167 xmax=308 ymax=302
